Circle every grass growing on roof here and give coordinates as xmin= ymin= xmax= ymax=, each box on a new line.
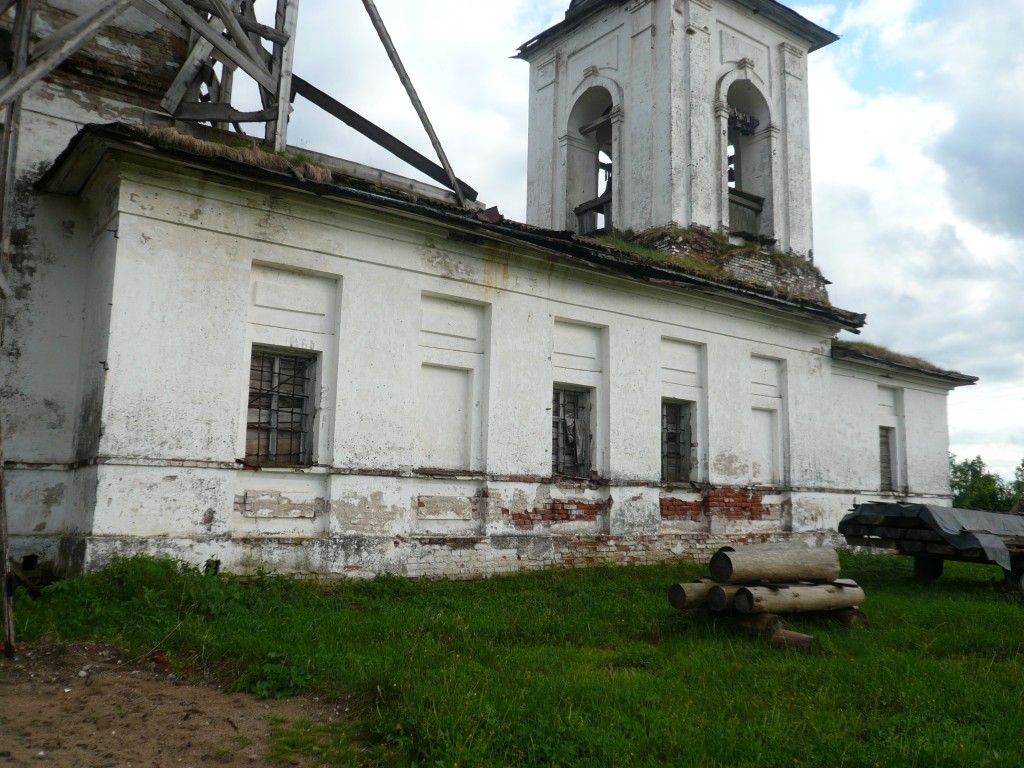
xmin=14 ymin=552 xmax=1024 ymax=767
xmin=832 ymin=339 xmax=952 ymax=374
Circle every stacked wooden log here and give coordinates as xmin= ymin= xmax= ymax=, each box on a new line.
xmin=669 ymin=543 xmax=867 ymax=650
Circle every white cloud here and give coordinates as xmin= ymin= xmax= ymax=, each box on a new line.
xmin=809 ymin=1 xmax=1024 ymax=479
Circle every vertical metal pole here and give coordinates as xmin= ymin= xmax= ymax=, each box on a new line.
xmin=0 ymin=0 xmax=34 ymax=660
xmin=360 ymin=0 xmax=469 ymax=208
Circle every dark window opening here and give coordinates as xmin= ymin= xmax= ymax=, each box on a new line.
xmin=662 ymin=400 xmax=694 ymax=483
xmin=552 ymin=386 xmax=591 ymax=477
xmin=246 ymin=348 xmax=317 ymax=467
xmin=879 ymin=426 xmax=894 ymax=492
xmin=568 ymin=89 xmax=614 ymax=236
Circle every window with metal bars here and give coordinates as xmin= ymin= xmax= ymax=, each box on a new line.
xmin=879 ymin=426 xmax=895 ymax=492
xmin=551 ymin=386 xmax=591 ymax=477
xmin=661 ymin=399 xmax=693 ymax=483
xmin=246 ymin=348 xmax=317 ymax=467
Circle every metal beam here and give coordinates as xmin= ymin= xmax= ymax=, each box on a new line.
xmin=292 ymin=76 xmax=477 ymax=201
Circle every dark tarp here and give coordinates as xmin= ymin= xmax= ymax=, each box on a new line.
xmin=840 ymin=502 xmax=1024 ymax=571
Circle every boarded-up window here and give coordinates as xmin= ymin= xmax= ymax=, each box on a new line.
xmin=417 ymin=295 xmax=488 ymax=471
xmin=552 ymin=386 xmax=591 ymax=477
xmin=879 ymin=426 xmax=895 ymax=492
xmin=750 ymin=407 xmax=780 ymax=485
xmin=661 ymin=400 xmax=693 ymax=482
xmin=246 ymin=349 xmax=317 ymax=467
xmin=417 ymin=364 xmax=472 ymax=470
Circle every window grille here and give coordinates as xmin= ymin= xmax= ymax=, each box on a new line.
xmin=661 ymin=400 xmax=693 ymax=483
xmin=552 ymin=386 xmax=591 ymax=477
xmin=246 ymin=349 xmax=317 ymax=467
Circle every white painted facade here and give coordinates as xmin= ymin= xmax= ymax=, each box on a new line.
xmin=1 ymin=1 xmax=973 ymax=578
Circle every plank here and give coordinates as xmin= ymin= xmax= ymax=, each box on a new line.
xmin=158 ymin=0 xmax=276 ymax=91
xmin=173 ymin=102 xmax=277 ymax=122
xmin=185 ymin=0 xmax=290 ymax=43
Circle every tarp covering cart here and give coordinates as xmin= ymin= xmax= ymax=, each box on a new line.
xmin=839 ymin=502 xmax=1024 ymax=592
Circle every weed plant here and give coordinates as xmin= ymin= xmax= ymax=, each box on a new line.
xmin=13 ymin=552 xmax=1024 ymax=767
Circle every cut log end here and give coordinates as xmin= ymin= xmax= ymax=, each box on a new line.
xmin=669 ymin=579 xmax=715 ymax=611
xmin=708 ymin=584 xmax=744 ymax=612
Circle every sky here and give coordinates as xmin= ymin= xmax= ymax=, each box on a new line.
xmin=246 ymin=0 xmax=1023 ymax=480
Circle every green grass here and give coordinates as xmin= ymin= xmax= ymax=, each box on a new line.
xmin=13 ymin=552 xmax=1024 ymax=767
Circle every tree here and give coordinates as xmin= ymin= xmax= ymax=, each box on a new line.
xmin=949 ymin=454 xmax=1022 ymax=512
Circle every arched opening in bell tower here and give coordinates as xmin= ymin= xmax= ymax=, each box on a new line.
xmin=566 ymin=86 xmax=615 ymax=235
xmin=725 ymin=80 xmax=773 ymax=241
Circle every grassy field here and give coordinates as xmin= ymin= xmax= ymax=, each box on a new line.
xmin=12 ymin=551 xmax=1024 ymax=767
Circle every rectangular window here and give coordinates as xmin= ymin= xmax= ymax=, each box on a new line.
xmin=661 ymin=400 xmax=693 ymax=483
xmin=552 ymin=386 xmax=591 ymax=477
xmin=246 ymin=348 xmax=317 ymax=467
xmin=879 ymin=426 xmax=895 ymax=492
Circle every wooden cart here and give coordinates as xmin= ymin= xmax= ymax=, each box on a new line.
xmin=840 ymin=502 xmax=1024 ymax=593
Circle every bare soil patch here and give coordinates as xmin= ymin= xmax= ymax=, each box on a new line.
xmin=0 ymin=643 xmax=347 ymax=767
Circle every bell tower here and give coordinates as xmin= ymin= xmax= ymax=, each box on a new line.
xmin=517 ymin=0 xmax=837 ymax=257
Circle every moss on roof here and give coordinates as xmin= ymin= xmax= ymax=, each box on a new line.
xmin=584 ymin=226 xmax=830 ymax=305
xmin=140 ymin=126 xmax=335 ymax=184
xmin=831 ymin=340 xmax=975 ymax=381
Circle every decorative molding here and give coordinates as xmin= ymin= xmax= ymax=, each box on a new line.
xmin=780 ymin=42 xmax=805 ymax=78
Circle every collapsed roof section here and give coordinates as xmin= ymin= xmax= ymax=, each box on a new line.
xmin=41 ymin=121 xmax=867 ymax=333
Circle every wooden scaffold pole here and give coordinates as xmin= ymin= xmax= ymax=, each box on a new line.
xmin=0 ymin=0 xmax=36 ymax=659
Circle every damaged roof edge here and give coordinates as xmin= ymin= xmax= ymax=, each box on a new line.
xmin=831 ymin=342 xmax=978 ymax=386
xmin=38 ymin=122 xmax=865 ymax=332
xmin=517 ymin=0 xmax=839 ymax=59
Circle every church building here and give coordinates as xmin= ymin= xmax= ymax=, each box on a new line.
xmin=1 ymin=0 xmax=975 ymax=578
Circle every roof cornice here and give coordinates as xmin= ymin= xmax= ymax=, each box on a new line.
xmin=517 ymin=0 xmax=838 ymax=60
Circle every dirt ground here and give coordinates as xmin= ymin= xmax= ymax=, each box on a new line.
xmin=0 ymin=643 xmax=349 ymax=767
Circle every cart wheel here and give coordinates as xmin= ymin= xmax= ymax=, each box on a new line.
xmin=913 ymin=555 xmax=943 ymax=583
xmin=1004 ymin=570 xmax=1024 ymax=595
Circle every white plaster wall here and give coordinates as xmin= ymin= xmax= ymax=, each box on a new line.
xmin=54 ymin=155 xmax=852 ymax=548
xmin=827 ymin=360 xmax=955 ymax=501
xmin=0 ymin=22 xmax=184 ymax=541
xmin=902 ymin=386 xmax=953 ymax=497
